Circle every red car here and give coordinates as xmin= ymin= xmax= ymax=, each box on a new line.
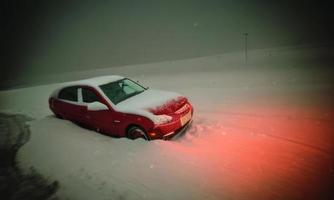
xmin=49 ymin=76 xmax=193 ymax=140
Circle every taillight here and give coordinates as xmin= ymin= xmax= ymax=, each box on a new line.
xmin=49 ymin=98 xmax=54 ymax=109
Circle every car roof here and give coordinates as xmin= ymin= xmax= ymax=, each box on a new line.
xmin=50 ymin=75 xmax=124 ymax=98
xmin=63 ymin=75 xmax=124 ymax=88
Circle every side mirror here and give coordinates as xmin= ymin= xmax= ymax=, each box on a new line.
xmin=87 ymin=102 xmax=109 ymax=111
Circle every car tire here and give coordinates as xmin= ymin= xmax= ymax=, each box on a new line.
xmin=127 ymin=126 xmax=150 ymax=140
xmin=55 ymin=114 xmax=64 ymax=119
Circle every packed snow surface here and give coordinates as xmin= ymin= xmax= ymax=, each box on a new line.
xmin=1 ymin=46 xmax=333 ymax=200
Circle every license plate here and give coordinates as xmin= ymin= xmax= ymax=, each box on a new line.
xmin=180 ymin=111 xmax=192 ymax=126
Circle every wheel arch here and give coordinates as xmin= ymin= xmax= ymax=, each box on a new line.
xmin=125 ymin=124 xmax=151 ymax=140
xmin=126 ymin=123 xmax=145 ymax=134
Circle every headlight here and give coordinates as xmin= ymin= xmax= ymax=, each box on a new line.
xmin=153 ymin=114 xmax=172 ymax=125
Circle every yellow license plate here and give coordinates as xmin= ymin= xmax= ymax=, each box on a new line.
xmin=180 ymin=111 xmax=192 ymax=126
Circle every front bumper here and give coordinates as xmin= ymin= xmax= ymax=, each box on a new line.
xmin=162 ymin=119 xmax=192 ymax=140
xmin=150 ymin=115 xmax=193 ymax=140
xmin=149 ymin=103 xmax=193 ymax=140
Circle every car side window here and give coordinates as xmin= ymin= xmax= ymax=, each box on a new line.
xmin=82 ymin=88 xmax=100 ymax=103
xmin=58 ymin=86 xmax=78 ymax=102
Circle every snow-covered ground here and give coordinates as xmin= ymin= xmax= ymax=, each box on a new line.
xmin=1 ymin=45 xmax=334 ymax=200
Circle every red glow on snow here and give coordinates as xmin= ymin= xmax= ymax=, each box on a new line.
xmin=170 ymin=103 xmax=334 ymax=200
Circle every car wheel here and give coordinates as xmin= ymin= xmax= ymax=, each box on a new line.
xmin=127 ymin=126 xmax=150 ymax=140
xmin=55 ymin=114 xmax=64 ymax=119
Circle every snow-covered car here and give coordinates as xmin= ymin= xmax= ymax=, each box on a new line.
xmin=49 ymin=75 xmax=193 ymax=140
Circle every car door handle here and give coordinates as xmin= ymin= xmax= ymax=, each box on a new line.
xmin=113 ymin=120 xmax=120 ymax=123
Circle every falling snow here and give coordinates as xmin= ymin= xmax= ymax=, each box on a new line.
xmin=0 ymin=45 xmax=333 ymax=200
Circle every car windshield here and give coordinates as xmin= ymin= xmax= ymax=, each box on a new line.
xmin=99 ymin=78 xmax=146 ymax=104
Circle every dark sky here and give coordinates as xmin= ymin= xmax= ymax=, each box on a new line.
xmin=1 ymin=0 xmax=333 ymax=87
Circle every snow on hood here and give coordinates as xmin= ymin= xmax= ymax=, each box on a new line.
xmin=115 ymin=89 xmax=183 ymax=122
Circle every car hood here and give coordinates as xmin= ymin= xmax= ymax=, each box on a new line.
xmin=115 ymin=89 xmax=184 ymax=116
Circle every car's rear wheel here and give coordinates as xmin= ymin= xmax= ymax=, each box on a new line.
xmin=55 ymin=114 xmax=64 ymax=119
xmin=127 ymin=126 xmax=150 ymax=140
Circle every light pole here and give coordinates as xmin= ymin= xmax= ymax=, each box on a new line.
xmin=244 ymin=33 xmax=248 ymax=64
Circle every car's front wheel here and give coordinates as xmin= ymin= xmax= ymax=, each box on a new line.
xmin=126 ymin=126 xmax=150 ymax=140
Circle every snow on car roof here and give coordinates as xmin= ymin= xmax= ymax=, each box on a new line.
xmin=70 ymin=75 xmax=124 ymax=87
xmin=50 ymin=75 xmax=124 ymax=98
xmin=61 ymin=75 xmax=124 ymax=88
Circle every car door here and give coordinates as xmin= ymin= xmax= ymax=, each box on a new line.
xmin=80 ymin=87 xmax=119 ymax=135
xmin=56 ymin=86 xmax=86 ymax=123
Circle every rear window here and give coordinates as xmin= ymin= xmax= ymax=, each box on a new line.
xmin=58 ymin=86 xmax=78 ymax=101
